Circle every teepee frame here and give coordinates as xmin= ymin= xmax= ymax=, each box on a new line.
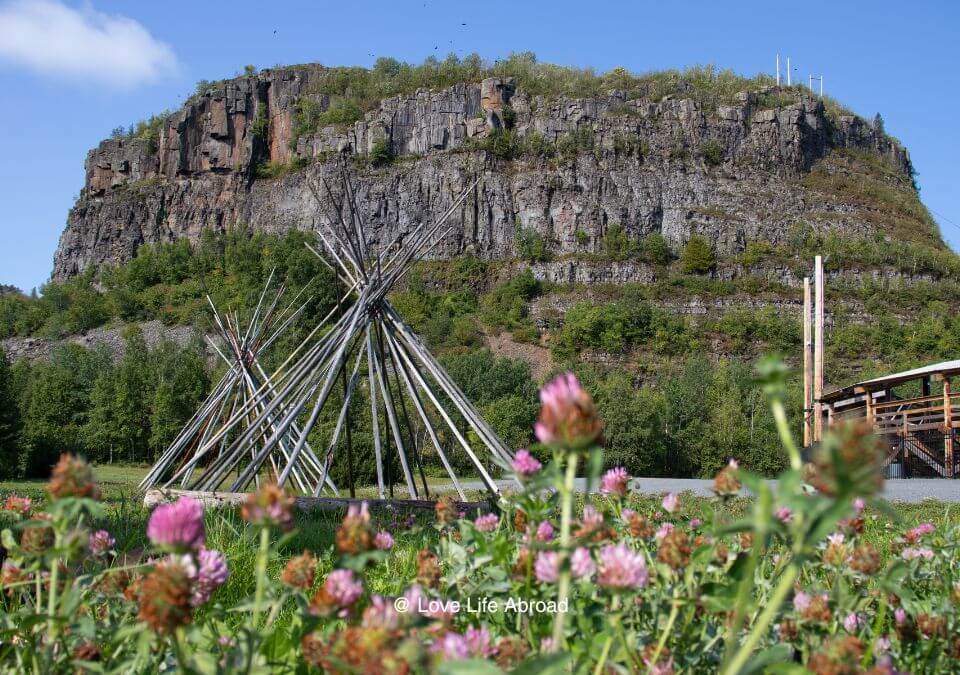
xmin=142 ymin=168 xmax=513 ymax=499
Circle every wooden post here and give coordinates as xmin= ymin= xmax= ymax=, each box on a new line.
xmin=944 ymin=377 xmax=953 ymax=477
xmin=864 ymin=390 xmax=874 ymax=427
xmin=803 ymin=278 xmax=814 ymax=447
xmin=827 ymin=404 xmax=834 ymax=430
xmin=813 ymin=256 xmax=825 ymax=442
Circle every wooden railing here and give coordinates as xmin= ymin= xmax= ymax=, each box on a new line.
xmin=872 ymin=393 xmax=960 ymax=435
xmin=827 ymin=392 xmax=960 ymax=478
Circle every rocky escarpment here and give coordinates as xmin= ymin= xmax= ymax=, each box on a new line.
xmin=53 ymin=65 xmax=925 ymax=280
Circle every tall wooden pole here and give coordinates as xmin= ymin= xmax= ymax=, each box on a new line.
xmin=803 ymin=277 xmax=813 ymax=447
xmin=814 ymin=256 xmax=825 ymax=442
xmin=944 ymin=377 xmax=953 ymax=477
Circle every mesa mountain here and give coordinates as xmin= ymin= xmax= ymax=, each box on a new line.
xmin=53 ymin=57 xmax=937 ymax=290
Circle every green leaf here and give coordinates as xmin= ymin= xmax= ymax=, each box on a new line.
xmin=740 ymin=644 xmax=794 ymax=675
xmin=510 ymin=653 xmax=571 ymax=675
xmin=437 ymin=658 xmax=504 ymax=674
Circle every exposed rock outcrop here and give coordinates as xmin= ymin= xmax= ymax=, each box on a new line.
xmin=53 ymin=66 xmax=922 ymax=281
xmin=0 ymin=320 xmax=203 ymax=362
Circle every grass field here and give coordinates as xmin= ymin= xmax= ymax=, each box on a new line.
xmin=3 ymin=463 xmax=958 ymax=609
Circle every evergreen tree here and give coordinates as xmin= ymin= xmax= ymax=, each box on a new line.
xmin=20 ymin=345 xmax=108 ymax=476
xmin=112 ymin=326 xmax=154 ymax=462
xmin=83 ymin=368 xmax=120 ymax=464
xmin=873 ymin=112 xmax=885 ymax=134
xmin=148 ymin=340 xmax=209 ymax=460
xmin=680 ymin=235 xmax=716 ymax=274
xmin=0 ymin=349 xmax=21 ymax=477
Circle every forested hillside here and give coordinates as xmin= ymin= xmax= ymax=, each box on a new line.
xmin=3 ymin=54 xmax=956 ymax=481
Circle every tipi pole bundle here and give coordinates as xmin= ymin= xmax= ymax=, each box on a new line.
xmin=139 ymin=274 xmax=338 ymax=495
xmin=143 ymin=167 xmax=515 ymax=498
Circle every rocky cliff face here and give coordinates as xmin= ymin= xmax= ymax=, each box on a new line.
xmin=53 ymin=65 xmax=921 ymax=280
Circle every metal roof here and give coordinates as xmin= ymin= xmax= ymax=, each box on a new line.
xmin=820 ymin=359 xmax=960 ymax=404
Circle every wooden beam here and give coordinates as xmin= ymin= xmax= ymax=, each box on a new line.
xmin=144 ymin=488 xmax=488 ymax=513
xmin=945 ymin=377 xmax=954 ymax=477
xmin=813 ymin=256 xmax=825 ymax=442
xmin=803 ymin=277 xmax=813 ymax=447
xmin=864 ymin=392 xmax=874 ymax=427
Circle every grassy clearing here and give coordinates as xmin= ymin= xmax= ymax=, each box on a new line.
xmin=3 ymin=464 xmax=956 ymax=592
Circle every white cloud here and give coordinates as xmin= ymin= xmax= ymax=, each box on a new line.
xmin=0 ymin=0 xmax=177 ymax=87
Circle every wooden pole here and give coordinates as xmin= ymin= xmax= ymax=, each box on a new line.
xmin=944 ymin=377 xmax=953 ymax=477
xmin=813 ymin=256 xmax=825 ymax=442
xmin=864 ymin=390 xmax=874 ymax=427
xmin=803 ymin=277 xmax=813 ymax=447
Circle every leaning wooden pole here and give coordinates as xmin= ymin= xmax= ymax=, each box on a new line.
xmin=803 ymin=277 xmax=814 ymax=447
xmin=813 ymin=256 xmax=825 ymax=442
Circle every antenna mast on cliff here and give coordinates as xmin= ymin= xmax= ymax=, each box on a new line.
xmin=142 ymin=168 xmax=513 ymax=499
xmin=776 ymin=54 xmax=781 ymax=86
xmin=808 ymin=74 xmax=824 ymax=96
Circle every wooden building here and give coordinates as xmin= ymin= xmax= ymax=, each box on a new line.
xmin=819 ymin=360 xmax=960 ymax=478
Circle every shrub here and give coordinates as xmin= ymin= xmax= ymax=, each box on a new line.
xmin=514 ymin=227 xmax=550 ymax=262
xmin=552 ymin=295 xmax=653 ymax=358
xmin=466 ymin=128 xmax=523 ymax=160
xmin=479 ymin=269 xmax=540 ymax=331
xmin=369 ymin=138 xmax=394 ymax=167
xmin=600 ymin=224 xmax=637 ymax=261
xmin=680 ymin=235 xmax=716 ymax=274
xmin=701 ymin=138 xmax=723 ymax=166
xmin=641 ymin=233 xmax=672 ymax=265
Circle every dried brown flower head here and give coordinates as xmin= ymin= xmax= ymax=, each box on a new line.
xmin=916 ymin=613 xmax=946 ymax=639
xmin=95 ymin=569 xmax=132 ymax=596
xmin=434 ymin=496 xmax=457 ymax=527
xmin=657 ymin=528 xmax=692 ymax=570
xmin=849 ymin=543 xmax=881 ymax=575
xmin=20 ymin=522 xmax=54 ymax=555
xmin=807 ymin=636 xmax=864 ymax=675
xmin=512 ymin=509 xmax=527 ymax=532
xmin=124 ymin=574 xmax=144 ymax=603
xmin=511 ymin=547 xmax=531 ymax=581
xmin=713 ymin=459 xmax=741 ymax=498
xmin=778 ymin=619 xmax=799 ymax=641
xmin=335 ymin=503 xmax=373 ymax=555
xmin=823 ymin=539 xmax=849 ymax=567
xmin=1 ymin=562 xmax=28 ymax=596
xmin=47 ymin=454 xmax=100 ymax=500
xmin=809 ymin=421 xmax=884 ymax=498
xmin=241 ymin=484 xmax=295 ymax=530
xmin=303 ymin=625 xmax=401 ymax=672
xmin=416 ymin=549 xmax=441 ymax=588
xmin=137 ymin=558 xmax=194 ymax=634
xmin=281 ymin=551 xmax=317 ymax=590
xmin=803 ymin=593 xmax=832 ymax=623
xmin=72 ymin=642 xmax=101 ymax=663
xmin=495 ymin=636 xmax=529 ymax=670
xmin=628 ymin=512 xmax=655 ymax=539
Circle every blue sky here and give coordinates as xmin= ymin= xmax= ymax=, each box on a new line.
xmin=0 ymin=0 xmax=958 ymax=292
